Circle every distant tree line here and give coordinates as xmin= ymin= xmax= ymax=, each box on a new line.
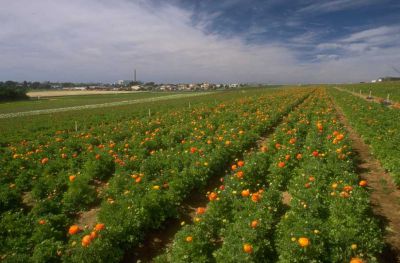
xmin=381 ymin=77 xmax=400 ymax=82
xmin=0 ymin=81 xmax=28 ymax=101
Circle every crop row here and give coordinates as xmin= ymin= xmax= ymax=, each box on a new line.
xmin=0 ymin=88 xmax=310 ymax=262
xmin=156 ymin=89 xmax=383 ymax=262
xmin=275 ymin=90 xmax=382 ymax=262
xmin=329 ymin=88 xmax=400 ymax=185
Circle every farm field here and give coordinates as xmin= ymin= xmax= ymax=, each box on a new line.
xmin=26 ymin=90 xmax=152 ymax=97
xmin=1 ymin=86 xmax=399 ymax=263
xmin=329 ymin=88 xmax=400 ymax=185
xmin=0 ymin=92 xmax=173 ymax=114
xmin=337 ymin=82 xmax=400 ymax=105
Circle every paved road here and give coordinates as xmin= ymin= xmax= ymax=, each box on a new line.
xmin=0 ymin=92 xmax=213 ymax=119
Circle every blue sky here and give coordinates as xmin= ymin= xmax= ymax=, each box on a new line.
xmin=1 ymin=0 xmax=400 ymax=83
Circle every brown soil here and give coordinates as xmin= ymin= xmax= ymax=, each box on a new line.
xmin=282 ymin=191 xmax=292 ymax=206
xmin=333 ymin=100 xmax=400 ymax=263
xmin=21 ymin=192 xmax=35 ymax=208
xmin=74 ymin=181 xmax=107 ymax=230
xmin=76 ymin=207 xmax=101 ymax=230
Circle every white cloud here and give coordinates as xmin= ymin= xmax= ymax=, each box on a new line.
xmin=297 ymin=0 xmax=380 ymax=14
xmin=316 ymin=43 xmax=342 ymax=50
xmin=342 ymin=26 xmax=397 ymax=42
xmin=0 ymin=0 xmax=301 ymax=83
xmin=0 ymin=0 xmax=399 ymax=83
xmin=316 ymin=25 xmax=400 ymax=55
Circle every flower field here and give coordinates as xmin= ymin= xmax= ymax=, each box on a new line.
xmin=0 ymin=87 xmax=397 ymax=262
xmin=156 ymin=89 xmax=383 ymax=263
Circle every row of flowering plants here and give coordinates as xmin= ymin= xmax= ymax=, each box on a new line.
xmin=64 ymin=90 xmax=311 ymax=262
xmin=329 ymin=88 xmax=400 ymax=185
xmin=276 ymin=90 xmax=383 ymax=262
xmin=155 ymin=92 xmax=318 ymax=262
xmin=155 ymin=89 xmax=384 ymax=263
xmin=0 ymin=88 xmax=311 ymax=261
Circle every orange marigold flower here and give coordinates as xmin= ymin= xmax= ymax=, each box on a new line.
xmin=243 ymin=243 xmax=253 ymax=253
xmin=68 ymin=225 xmax=80 ymax=235
xmin=251 ymin=193 xmax=261 ymax=202
xmin=298 ymin=237 xmax=310 ymax=247
xmin=94 ymin=223 xmax=105 ymax=231
xmin=208 ymin=192 xmax=217 ymax=201
xmin=196 ymin=207 xmax=206 ymax=215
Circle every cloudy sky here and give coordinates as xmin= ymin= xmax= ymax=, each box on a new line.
xmin=1 ymin=0 xmax=400 ymax=83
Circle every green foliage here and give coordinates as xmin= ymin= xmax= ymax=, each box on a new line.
xmin=0 ymin=81 xmax=28 ymax=101
xmin=0 ymin=184 xmax=21 ymax=213
xmin=62 ymin=174 xmax=97 ymax=213
xmin=330 ymin=88 xmax=400 ymax=185
xmin=32 ymin=239 xmax=64 ymax=263
xmin=83 ymin=154 xmax=115 ymax=181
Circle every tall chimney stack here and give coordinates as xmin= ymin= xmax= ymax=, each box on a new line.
xmin=134 ymin=69 xmax=137 ymax=82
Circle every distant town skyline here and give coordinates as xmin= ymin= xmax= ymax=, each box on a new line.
xmin=1 ymin=0 xmax=400 ymax=84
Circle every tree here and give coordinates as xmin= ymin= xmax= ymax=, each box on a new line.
xmin=0 ymin=81 xmax=28 ymax=101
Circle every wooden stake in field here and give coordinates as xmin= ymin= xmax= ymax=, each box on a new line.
xmin=383 ymin=94 xmax=391 ymax=105
xmin=148 ymin=109 xmax=151 ymax=117
xmin=75 ymin=121 xmax=78 ymax=132
xmin=367 ymin=90 xmax=372 ymax=99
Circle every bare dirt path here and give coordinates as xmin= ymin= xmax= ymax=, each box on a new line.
xmin=334 ymin=87 xmax=400 ymax=109
xmin=332 ymin=99 xmax=400 ymax=263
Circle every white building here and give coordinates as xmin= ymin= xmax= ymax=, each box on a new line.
xmin=131 ymin=85 xmax=141 ymax=91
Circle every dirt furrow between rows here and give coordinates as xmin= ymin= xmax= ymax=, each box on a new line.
xmin=332 ymin=100 xmax=400 ymax=262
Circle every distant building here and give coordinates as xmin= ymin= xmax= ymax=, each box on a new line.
xmin=372 ymin=77 xmax=400 ymax=83
xmin=200 ymin=83 xmax=210 ymax=89
xmin=131 ymin=85 xmax=142 ymax=91
xmin=62 ymin=86 xmax=86 ymax=91
xmin=177 ymin=84 xmax=188 ymax=90
xmin=117 ymin=80 xmax=132 ymax=86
